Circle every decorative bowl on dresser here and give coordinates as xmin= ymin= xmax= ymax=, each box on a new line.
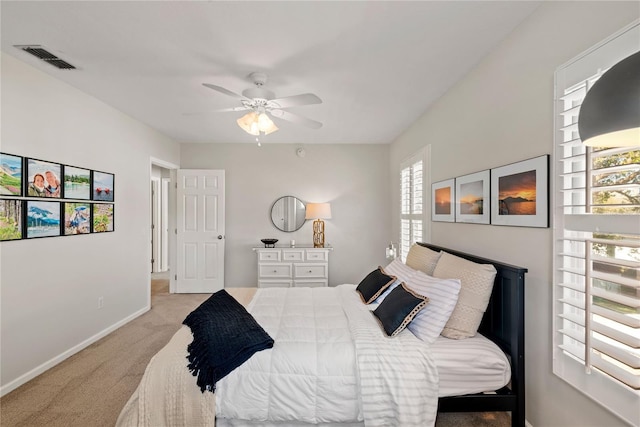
xmin=253 ymin=245 xmax=332 ymax=288
xmin=260 ymin=238 xmax=279 ymax=248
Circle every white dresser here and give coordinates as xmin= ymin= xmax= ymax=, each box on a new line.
xmin=253 ymin=246 xmax=332 ymax=288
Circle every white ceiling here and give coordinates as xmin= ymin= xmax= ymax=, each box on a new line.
xmin=1 ymin=1 xmax=540 ymax=145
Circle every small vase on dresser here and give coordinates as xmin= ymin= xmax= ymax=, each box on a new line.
xmin=253 ymin=245 xmax=332 ymax=288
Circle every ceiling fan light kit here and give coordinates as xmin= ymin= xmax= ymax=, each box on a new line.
xmin=203 ymin=72 xmax=323 ymax=137
xmin=237 ymin=111 xmax=279 ymax=136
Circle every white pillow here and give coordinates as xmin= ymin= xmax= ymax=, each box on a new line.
xmin=432 ymin=252 xmax=497 ymax=339
xmin=382 ymin=258 xmax=418 ymax=283
xmin=405 ymin=244 xmax=441 ymax=275
xmin=404 ymin=271 xmax=461 ymax=344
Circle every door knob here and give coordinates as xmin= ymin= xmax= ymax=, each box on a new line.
xmin=217 ymin=235 xmax=223 ymax=239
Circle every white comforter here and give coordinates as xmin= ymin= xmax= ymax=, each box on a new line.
xmin=117 ymin=285 xmax=439 ymax=427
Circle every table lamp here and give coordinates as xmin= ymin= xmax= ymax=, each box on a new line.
xmin=305 ymin=203 xmax=332 ymax=248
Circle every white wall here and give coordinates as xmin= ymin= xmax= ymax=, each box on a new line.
xmin=0 ymin=53 xmax=180 ymax=393
xmin=390 ymin=2 xmax=639 ymax=427
xmin=180 ymin=143 xmax=391 ymax=287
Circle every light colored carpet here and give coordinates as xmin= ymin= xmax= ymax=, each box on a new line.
xmin=0 ymin=280 xmax=510 ymax=427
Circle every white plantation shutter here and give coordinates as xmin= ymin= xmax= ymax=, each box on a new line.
xmin=554 ymin=22 xmax=640 ymax=425
xmin=400 ymin=149 xmax=427 ymax=261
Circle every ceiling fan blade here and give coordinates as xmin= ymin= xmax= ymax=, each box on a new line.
xmin=270 ymin=109 xmax=323 ymax=129
xmin=268 ymin=93 xmax=322 ymax=109
xmin=182 ymin=106 xmax=250 ymax=116
xmin=203 ymin=83 xmax=251 ymax=101
xmin=211 ymin=106 xmax=251 ymax=113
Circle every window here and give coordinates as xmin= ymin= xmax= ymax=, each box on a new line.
xmin=554 ymin=22 xmax=639 ymax=425
xmin=400 ymin=149 xmax=427 ymax=261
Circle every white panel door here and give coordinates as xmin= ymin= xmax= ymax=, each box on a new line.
xmin=176 ymin=169 xmax=225 ymax=293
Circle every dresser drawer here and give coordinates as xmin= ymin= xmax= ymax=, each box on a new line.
xmin=254 ymin=246 xmax=331 ymax=288
xmin=258 ymin=250 xmax=281 ymax=262
xmin=259 ymin=263 xmax=293 ymax=278
xmin=294 ymin=280 xmax=328 ymax=288
xmin=294 ymin=263 xmax=328 ymax=279
xmin=282 ymin=249 xmax=304 ymax=262
xmin=305 ymin=250 xmax=328 ymax=262
xmin=259 ymin=280 xmax=292 ymax=288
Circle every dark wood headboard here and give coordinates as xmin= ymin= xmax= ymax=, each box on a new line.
xmin=418 ymin=243 xmax=528 ymax=427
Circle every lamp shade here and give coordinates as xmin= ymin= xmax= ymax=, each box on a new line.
xmin=305 ymin=203 xmax=332 ymax=219
xmin=578 ymin=51 xmax=640 ymax=147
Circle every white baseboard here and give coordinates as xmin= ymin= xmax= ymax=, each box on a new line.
xmin=0 ymin=305 xmax=150 ymax=397
xmin=526 ymin=419 xmax=533 ymax=427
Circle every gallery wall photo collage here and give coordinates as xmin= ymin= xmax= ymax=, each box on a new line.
xmin=0 ymin=153 xmax=115 ymax=241
xmin=431 ymin=155 xmax=549 ymax=228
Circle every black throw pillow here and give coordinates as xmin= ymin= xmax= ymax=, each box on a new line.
xmin=356 ymin=266 xmax=397 ymax=304
xmin=372 ymin=283 xmax=429 ymax=337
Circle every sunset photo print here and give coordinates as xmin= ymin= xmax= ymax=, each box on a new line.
xmin=491 ymin=155 xmax=549 ymax=227
xmin=432 ymin=178 xmax=455 ymax=222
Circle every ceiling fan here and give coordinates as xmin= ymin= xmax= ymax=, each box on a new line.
xmin=203 ymin=72 xmax=323 ymax=136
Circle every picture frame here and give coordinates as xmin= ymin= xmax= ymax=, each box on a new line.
xmin=93 ymin=203 xmax=114 ymax=233
xmin=26 ymin=158 xmax=62 ymax=199
xmin=0 ymin=153 xmax=23 ymax=196
xmin=491 ymin=155 xmax=549 ymax=228
xmin=64 ymin=202 xmax=92 ymax=235
xmin=26 ymin=200 xmax=61 ymax=238
xmin=431 ymin=178 xmax=455 ymax=222
xmin=92 ymin=170 xmax=114 ymax=202
xmin=64 ymin=165 xmax=92 ymax=200
xmin=0 ymin=198 xmax=23 ymax=241
xmin=456 ymin=170 xmax=490 ymax=224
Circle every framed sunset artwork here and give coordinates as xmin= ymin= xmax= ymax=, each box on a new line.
xmin=491 ymin=155 xmax=549 ymax=228
xmin=432 ymin=178 xmax=455 ymax=222
xmin=456 ymin=170 xmax=490 ymax=224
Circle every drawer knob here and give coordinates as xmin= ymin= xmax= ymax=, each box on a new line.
xmin=309 ymin=270 xmax=313 ymax=273
xmin=273 ymin=270 xmax=277 ymax=273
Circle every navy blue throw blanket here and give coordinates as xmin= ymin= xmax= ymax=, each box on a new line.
xmin=183 ymin=290 xmax=274 ymax=393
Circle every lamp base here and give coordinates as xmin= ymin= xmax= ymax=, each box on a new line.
xmin=313 ymin=219 xmax=325 ymax=248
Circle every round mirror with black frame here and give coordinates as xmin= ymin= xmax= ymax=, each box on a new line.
xmin=271 ymin=196 xmax=306 ymax=232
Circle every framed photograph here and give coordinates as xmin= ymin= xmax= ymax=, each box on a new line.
xmin=26 ymin=200 xmax=61 ymax=238
xmin=432 ymin=178 xmax=455 ymax=222
xmin=64 ymin=202 xmax=91 ymax=235
xmin=0 ymin=153 xmax=23 ymax=196
xmin=26 ymin=158 xmax=62 ymax=199
xmin=64 ymin=165 xmax=91 ymax=200
xmin=93 ymin=203 xmax=114 ymax=233
xmin=456 ymin=170 xmax=490 ymax=224
xmin=0 ymin=199 xmax=23 ymax=241
xmin=93 ymin=171 xmax=114 ymax=202
xmin=491 ymin=155 xmax=549 ymax=228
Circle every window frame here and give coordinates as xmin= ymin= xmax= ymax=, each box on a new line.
xmin=553 ymin=20 xmax=640 ymax=426
xmin=399 ymin=147 xmax=430 ymax=261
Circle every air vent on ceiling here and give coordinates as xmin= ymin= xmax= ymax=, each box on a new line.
xmin=14 ymin=45 xmax=76 ymax=70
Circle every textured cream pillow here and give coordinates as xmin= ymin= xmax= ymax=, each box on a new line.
xmin=405 ymin=244 xmax=441 ymax=275
xmin=432 ymin=251 xmax=497 ymax=339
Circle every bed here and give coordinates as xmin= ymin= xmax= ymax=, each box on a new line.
xmin=419 ymin=243 xmax=527 ymax=427
xmin=117 ymin=244 xmax=527 ymax=427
